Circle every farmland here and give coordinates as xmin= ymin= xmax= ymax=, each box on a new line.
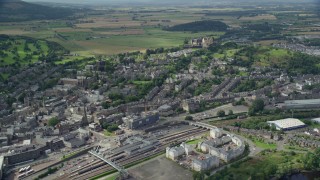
xmin=0 ymin=4 xmax=315 ymax=57
xmin=0 ymin=2 xmax=318 ymax=62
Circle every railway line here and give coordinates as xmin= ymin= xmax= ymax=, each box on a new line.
xmin=59 ymin=128 xmax=207 ymax=180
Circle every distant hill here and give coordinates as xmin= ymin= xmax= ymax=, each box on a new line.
xmin=0 ymin=0 xmax=74 ymax=22
xmin=164 ymin=20 xmax=228 ymax=32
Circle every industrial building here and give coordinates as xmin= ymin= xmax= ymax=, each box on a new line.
xmin=123 ymin=111 xmax=159 ymax=130
xmin=110 ymin=135 xmax=159 ymax=157
xmin=283 ymin=99 xmax=320 ymax=110
xmin=0 ymin=156 xmax=4 ymax=180
xmin=311 ymin=118 xmax=320 ymax=124
xmin=267 ymin=118 xmax=306 ymax=131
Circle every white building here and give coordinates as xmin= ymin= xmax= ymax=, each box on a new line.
xmin=311 ymin=118 xmax=320 ymax=124
xmin=192 ymin=155 xmax=219 ymax=171
xmin=267 ymin=118 xmax=306 ymax=131
xmin=166 ymin=142 xmax=193 ymax=160
xmin=208 ymin=137 xmax=245 ymax=162
xmin=166 ymin=146 xmax=186 ymax=160
xmin=210 ymin=128 xmax=223 ymax=138
xmin=198 ymin=136 xmax=232 ymax=153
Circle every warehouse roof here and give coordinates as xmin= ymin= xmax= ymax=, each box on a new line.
xmin=285 ymin=99 xmax=320 ymax=105
xmin=267 ymin=118 xmax=306 ymax=130
xmin=311 ymin=118 xmax=320 ymax=123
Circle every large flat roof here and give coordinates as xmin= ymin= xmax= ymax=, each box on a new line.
xmin=285 ymin=99 xmax=320 ymax=105
xmin=0 ymin=156 xmax=4 ymax=170
xmin=311 ymin=118 xmax=320 ymax=123
xmin=267 ymin=118 xmax=306 ymax=129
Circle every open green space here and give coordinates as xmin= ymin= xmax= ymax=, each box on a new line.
xmin=61 ymin=150 xmax=82 ymax=160
xmin=0 ymin=36 xmax=66 ymax=66
xmin=284 ymin=145 xmax=309 ymax=152
xmin=252 ymin=139 xmax=277 ymax=149
xmin=186 ymin=139 xmax=202 ymax=145
xmin=210 ymin=150 xmax=304 ymax=180
xmin=0 ymin=73 xmax=9 ymax=80
xmin=212 ymin=45 xmax=292 ymax=67
xmin=65 ymin=28 xmax=220 ymax=55
xmin=133 ymin=80 xmax=153 ymax=85
xmin=104 ymin=174 xmax=118 ymax=180
xmin=103 ymin=130 xmax=116 ymax=137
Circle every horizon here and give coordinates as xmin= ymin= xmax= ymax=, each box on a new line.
xmin=22 ymin=0 xmax=318 ymax=5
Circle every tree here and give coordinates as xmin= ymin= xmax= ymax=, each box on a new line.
xmin=249 ymin=99 xmax=265 ymax=115
xmin=185 ymin=116 xmax=193 ymax=121
xmin=193 ymin=172 xmax=205 ymax=180
xmin=270 ymin=124 xmax=277 ymax=132
xmin=107 ymin=124 xmax=119 ymax=132
xmin=101 ymin=101 xmax=110 ymax=109
xmin=18 ymin=93 xmax=26 ymax=103
xmin=48 ymin=117 xmax=59 ymax=127
xmin=217 ymin=110 xmax=226 ymax=117
xmin=228 ymin=110 xmax=234 ymax=115
xmin=102 ymin=123 xmax=119 ymax=132
xmin=264 ymin=164 xmax=278 ymax=177
xmin=302 ymin=148 xmax=320 ymax=170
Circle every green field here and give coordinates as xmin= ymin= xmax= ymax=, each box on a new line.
xmin=103 ymin=130 xmax=115 ymax=137
xmin=253 ymin=140 xmax=277 ymax=149
xmin=133 ymin=81 xmax=153 ymax=85
xmin=0 ymin=6 xmax=230 ymax=57
xmin=52 ymin=28 xmax=222 ymax=55
xmin=211 ymin=150 xmax=304 ymax=180
xmin=213 ymin=45 xmax=293 ymax=67
xmin=0 ymin=37 xmax=66 ymax=66
xmin=186 ymin=139 xmax=202 ymax=145
xmin=104 ymin=174 xmax=117 ymax=180
xmin=0 ymin=4 xmax=318 ymax=64
xmin=0 ymin=73 xmax=9 ymax=80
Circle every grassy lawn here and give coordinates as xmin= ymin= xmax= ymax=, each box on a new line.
xmin=103 ymin=130 xmax=115 ymax=137
xmin=244 ymin=135 xmax=277 ymax=149
xmin=61 ymin=150 xmax=83 ymax=160
xmin=54 ymin=56 xmax=86 ymax=65
xmin=186 ymin=139 xmax=202 ymax=145
xmin=211 ymin=46 xmax=293 ymax=68
xmin=284 ymin=145 xmax=309 ymax=152
xmin=0 ymin=38 xmax=53 ymax=66
xmin=253 ymin=140 xmax=277 ymax=149
xmin=133 ymin=80 xmax=153 ymax=85
xmin=211 ymin=150 xmax=304 ymax=179
xmin=104 ymin=174 xmax=118 ymax=180
xmin=213 ymin=49 xmax=239 ymax=59
xmin=0 ymin=73 xmax=9 ymax=80
xmin=49 ymin=27 xmax=224 ymax=55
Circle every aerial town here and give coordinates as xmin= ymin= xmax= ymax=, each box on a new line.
xmin=0 ymin=0 xmax=320 ymax=180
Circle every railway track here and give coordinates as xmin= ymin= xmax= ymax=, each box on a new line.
xmin=62 ymin=128 xmax=208 ymax=180
xmin=156 ymin=127 xmax=199 ymax=140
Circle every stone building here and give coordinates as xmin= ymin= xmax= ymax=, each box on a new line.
xmin=191 ymin=155 xmax=219 ymax=171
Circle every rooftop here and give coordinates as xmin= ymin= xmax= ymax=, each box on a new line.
xmin=267 ymin=118 xmax=306 ymax=129
xmin=285 ymin=99 xmax=320 ymax=105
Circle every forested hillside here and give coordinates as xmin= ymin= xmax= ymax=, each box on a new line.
xmin=0 ymin=0 xmax=74 ymax=22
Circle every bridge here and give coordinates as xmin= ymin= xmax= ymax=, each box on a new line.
xmin=89 ymin=146 xmax=128 ymax=179
xmin=189 ymin=121 xmax=217 ymax=129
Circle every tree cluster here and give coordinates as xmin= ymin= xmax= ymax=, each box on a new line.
xmin=164 ymin=20 xmax=228 ymax=32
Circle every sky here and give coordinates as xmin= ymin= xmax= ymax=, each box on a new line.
xmin=22 ymin=0 xmax=320 ymax=10
xmin=23 ymin=0 xmax=318 ymax=5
